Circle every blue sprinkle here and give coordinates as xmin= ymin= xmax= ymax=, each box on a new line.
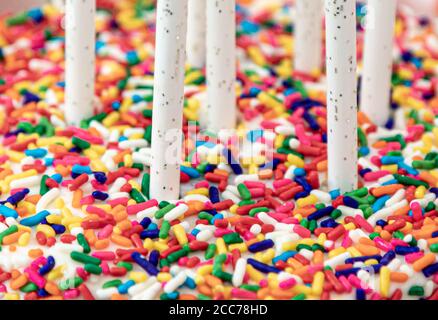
xmin=320 ymin=218 xmax=338 ymax=228
xmin=248 ymin=239 xmax=274 ymax=253
xmin=51 ymin=224 xmax=66 ymax=234
xmin=184 ymin=277 xmax=196 ymax=289
xmin=329 ymin=189 xmax=340 ymax=199
xmin=308 ymin=206 xmax=334 ymax=221
xmin=380 ymin=156 xmax=404 ymax=165
xmin=272 ymin=251 xmax=297 ymax=264
xmin=23 ymin=91 xmax=40 ymax=104
xmin=94 ymin=172 xmax=107 ymax=184
xmin=118 ymin=280 xmax=136 ymax=294
xmin=345 ymin=255 xmax=381 ymax=264
xmin=394 ymin=246 xmax=419 ymax=255
xmin=44 ymin=158 xmax=54 ymax=166
xmin=209 ymin=186 xmax=220 ymax=204
xmin=293 ymin=168 xmax=306 ymax=177
xmin=92 ymin=191 xmax=109 ymax=201
xmin=51 ymin=173 xmax=63 ymax=183
xmin=39 ymin=256 xmax=55 ymax=275
xmin=210 ymin=213 xmax=223 ymax=224
xmin=398 ymin=161 xmax=418 ymax=175
xmin=6 ymin=189 xmax=29 ymax=205
xmin=356 ymin=289 xmax=366 ymax=300
xmin=131 ymin=252 xmax=159 ymax=276
xmin=380 ymin=250 xmax=396 ymax=265
xmin=181 ymin=166 xmax=200 ymax=179
xmin=20 ymin=210 xmax=50 ymax=226
xmin=247 ymin=258 xmax=280 ymax=274
xmin=149 ymin=250 xmax=160 ymax=267
xmin=140 ymin=217 xmax=151 ymax=229
xmin=372 ymin=195 xmax=391 ymax=212
xmin=71 ymin=164 xmax=92 ymax=175
xmin=359 ymin=146 xmax=370 ymax=156
xmin=343 ymin=196 xmax=359 ymax=209
xmin=382 ymin=179 xmax=399 ymax=186
xmin=422 ymin=263 xmax=438 ymax=277
xmin=25 ymin=148 xmax=47 ymax=158
xmin=140 ymin=229 xmax=159 ymax=239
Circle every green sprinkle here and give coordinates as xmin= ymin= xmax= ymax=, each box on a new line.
xmin=159 ymin=221 xmax=171 ymax=239
xmin=408 ymin=285 xmax=424 ymax=296
xmin=222 ymin=232 xmax=243 ymax=245
xmin=70 ymin=251 xmax=101 ymax=265
xmin=130 ymin=188 xmax=146 ymax=203
xmin=117 ymin=261 xmax=133 ymax=271
xmin=205 ymin=244 xmax=217 ymax=259
xmin=72 ymin=137 xmax=91 ymax=150
xmin=6 ymin=12 xmax=28 ymax=26
xmin=20 ymin=282 xmax=38 ymax=292
xmin=84 ymin=263 xmax=102 ymax=275
xmin=412 ymin=160 xmax=436 ymax=170
xmin=430 ymin=243 xmax=438 ymax=253
xmin=198 ymin=211 xmax=213 ymax=222
xmin=40 ymin=175 xmax=49 ymax=195
xmin=249 ymin=207 xmax=269 ymax=217
xmin=167 ymin=248 xmax=189 ymax=263
xmin=237 ymin=183 xmax=251 ymax=201
xmin=393 ymin=174 xmax=429 ymax=188
xmin=291 ymin=293 xmax=306 ymax=300
xmin=59 ymin=277 xmax=83 ymax=291
xmin=141 ymin=173 xmax=150 ymax=199
xmin=155 ymin=203 xmax=176 ymax=219
xmin=144 ymin=125 xmax=152 ymax=144
xmin=77 ymin=233 xmax=90 ymax=254
xmin=103 ymin=279 xmax=123 ymax=289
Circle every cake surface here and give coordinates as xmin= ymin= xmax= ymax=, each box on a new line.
xmin=0 ymin=0 xmax=437 ymax=300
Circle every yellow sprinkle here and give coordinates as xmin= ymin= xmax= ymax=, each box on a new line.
xmin=380 ymin=266 xmax=391 ymax=298
xmin=172 ymin=224 xmax=188 ymax=245
xmin=312 ymin=271 xmax=325 ymax=296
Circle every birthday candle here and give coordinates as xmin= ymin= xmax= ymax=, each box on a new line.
xmin=294 ymin=0 xmax=323 ymax=74
xmin=150 ymin=0 xmax=188 ymax=201
xmin=206 ymin=0 xmax=236 ymax=132
xmin=187 ymin=0 xmax=206 ymax=68
xmin=325 ymin=0 xmax=358 ymax=192
xmin=360 ymin=0 xmax=396 ymax=126
xmin=65 ymin=0 xmax=96 ymax=125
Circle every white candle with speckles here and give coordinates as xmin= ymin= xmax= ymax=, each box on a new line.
xmin=187 ymin=0 xmax=206 ymax=68
xmin=150 ymin=0 xmax=188 ymax=201
xmin=206 ymin=0 xmax=236 ymax=132
xmin=325 ymin=0 xmax=358 ymax=192
xmin=294 ymin=0 xmax=323 ymax=74
xmin=360 ymin=0 xmax=396 ymax=126
xmin=65 ymin=0 xmax=95 ymax=125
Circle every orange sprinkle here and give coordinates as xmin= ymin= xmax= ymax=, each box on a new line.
xmin=45 ymin=281 xmax=61 ymax=296
xmin=24 ymin=194 xmax=41 ymax=205
xmin=84 ymin=229 xmax=97 ymax=246
xmin=28 ymin=248 xmax=44 ymax=258
xmin=371 ymin=184 xmax=404 ymax=197
xmin=204 ymin=274 xmax=223 ymax=288
xmin=2 ymin=230 xmax=25 ymax=245
xmin=413 ymin=253 xmax=436 ymax=272
xmin=110 ymin=234 xmax=132 ymax=247
xmin=72 ymin=189 xmax=83 ymax=208
xmin=10 ymin=274 xmax=28 ymax=290
xmin=390 ymin=272 xmax=409 ymax=283
xmin=355 ymin=243 xmax=380 ymax=256
xmin=94 ymin=238 xmax=110 ymax=250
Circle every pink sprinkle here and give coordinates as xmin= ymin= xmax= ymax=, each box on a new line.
xmin=279 ymin=278 xmax=297 ymax=289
